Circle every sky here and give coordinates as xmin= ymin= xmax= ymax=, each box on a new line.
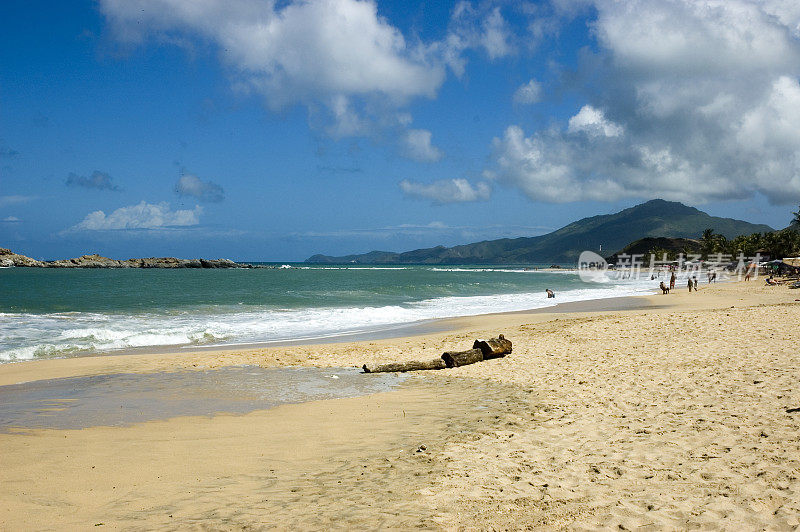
xmin=2 ymin=0 xmax=800 ymax=261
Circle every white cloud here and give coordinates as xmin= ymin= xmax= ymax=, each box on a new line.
xmin=445 ymin=2 xmax=515 ymax=71
xmin=489 ymin=126 xmax=617 ymax=203
xmin=100 ymin=0 xmax=524 ymax=160
xmin=593 ymin=0 xmax=799 ymax=76
xmin=567 ymin=105 xmax=623 ymax=137
xmin=400 ymin=178 xmax=491 ymax=204
xmin=175 ymin=174 xmax=225 ymax=202
xmin=69 ymin=201 xmax=202 ymax=231
xmin=481 ymin=7 xmax=513 ymax=59
xmin=100 ymin=0 xmax=446 ymax=135
xmin=513 ymin=79 xmax=542 ymax=104
xmin=2 ymin=216 xmax=20 ymax=222
xmin=402 ymin=129 xmax=444 ymax=163
xmin=489 ymin=0 xmax=800 ymax=204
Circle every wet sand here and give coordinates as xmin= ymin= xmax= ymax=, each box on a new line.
xmin=1 ymin=279 xmax=800 ymax=529
xmin=1 ymin=376 xmax=535 ymax=529
xmin=0 ymin=366 xmax=403 ymax=431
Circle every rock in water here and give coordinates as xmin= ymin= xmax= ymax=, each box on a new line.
xmin=0 ymin=248 xmax=44 ymax=267
xmin=0 ymin=247 xmax=244 ymax=268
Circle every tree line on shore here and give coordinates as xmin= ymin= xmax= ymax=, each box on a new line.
xmin=649 ymin=205 xmax=800 ymax=261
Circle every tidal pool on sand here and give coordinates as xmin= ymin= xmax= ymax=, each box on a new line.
xmin=0 ymin=366 xmax=404 ymax=431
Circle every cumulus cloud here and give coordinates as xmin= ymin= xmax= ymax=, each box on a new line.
xmin=437 ymin=2 xmax=516 ymax=78
xmin=99 ymin=0 xmax=518 ymax=150
xmin=513 ymin=79 xmax=542 ymax=104
xmin=488 ymin=125 xmax=628 ymax=203
xmin=402 ymin=129 xmax=444 ymax=163
xmin=99 ymin=0 xmax=446 ymax=134
xmin=66 ymin=170 xmax=120 ymax=191
xmin=480 ymin=7 xmax=513 ymax=59
xmin=2 ymin=216 xmax=20 ymax=223
xmin=567 ymin=105 xmax=623 ymax=137
xmin=69 ymin=201 xmax=202 ymax=231
xmin=175 ymin=174 xmax=225 ymax=203
xmin=490 ymin=0 xmax=800 ymax=204
xmin=400 ymin=178 xmax=491 ymax=204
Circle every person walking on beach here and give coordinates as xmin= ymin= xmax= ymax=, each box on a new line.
xmin=688 ymin=278 xmax=694 ymax=293
xmin=670 ymin=271 xmax=676 ymax=290
xmin=693 ymin=275 xmax=698 ymax=291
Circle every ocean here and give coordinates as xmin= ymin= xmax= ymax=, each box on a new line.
xmin=0 ymin=264 xmax=658 ymax=362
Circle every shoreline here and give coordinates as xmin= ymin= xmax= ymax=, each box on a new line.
xmin=0 ymin=291 xmax=658 ymax=386
xmin=0 ymin=279 xmax=781 ymax=388
xmin=0 ymin=277 xmax=788 ymax=389
xmin=103 ymin=293 xmax=660 ymax=356
xmin=1 ymin=264 xmax=651 ymax=366
xmin=0 ymin=285 xmax=658 ymax=372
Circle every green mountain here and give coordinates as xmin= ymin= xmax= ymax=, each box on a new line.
xmin=306 ymin=199 xmax=774 ymax=265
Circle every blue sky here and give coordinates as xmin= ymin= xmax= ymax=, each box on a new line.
xmin=2 ymin=0 xmax=799 ymax=261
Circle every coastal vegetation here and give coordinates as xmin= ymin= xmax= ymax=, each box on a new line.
xmin=696 ymin=227 xmax=800 ymax=260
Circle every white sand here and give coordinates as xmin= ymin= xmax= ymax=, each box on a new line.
xmin=1 ymin=279 xmax=799 ymax=529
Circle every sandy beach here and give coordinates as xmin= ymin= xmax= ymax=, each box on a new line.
xmin=2 ymin=279 xmax=799 ymax=529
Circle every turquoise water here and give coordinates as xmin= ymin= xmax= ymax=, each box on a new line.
xmin=0 ymin=264 xmax=655 ymax=362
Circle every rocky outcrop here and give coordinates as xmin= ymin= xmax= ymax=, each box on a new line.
xmin=46 ymin=254 xmax=124 ymax=268
xmin=0 ymin=248 xmax=45 ymax=267
xmin=123 ymin=257 xmax=239 ymax=268
xmin=0 ymin=248 xmax=242 ymax=269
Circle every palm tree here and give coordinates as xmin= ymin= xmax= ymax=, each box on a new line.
xmin=700 ymin=228 xmax=716 ymax=259
xmin=648 ymin=246 xmax=673 ymax=261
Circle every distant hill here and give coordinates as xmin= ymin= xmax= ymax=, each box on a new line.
xmin=306 ymin=199 xmax=774 ymax=265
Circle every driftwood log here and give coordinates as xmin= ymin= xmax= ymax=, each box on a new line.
xmin=363 ymin=358 xmax=446 ymax=373
xmin=473 ymin=334 xmax=512 ymax=359
xmin=441 ymin=348 xmax=484 ymax=368
xmin=362 ymin=336 xmax=511 ymax=373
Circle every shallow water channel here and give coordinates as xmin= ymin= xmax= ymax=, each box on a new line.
xmin=0 ymin=366 xmax=404 ymax=431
